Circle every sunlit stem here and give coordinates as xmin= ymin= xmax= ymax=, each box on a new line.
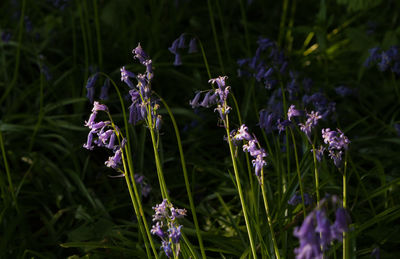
xmin=261 ymin=169 xmax=280 ymax=259
xmin=225 ymin=115 xmax=257 ymax=259
xmin=312 ymin=144 xmax=320 ymax=205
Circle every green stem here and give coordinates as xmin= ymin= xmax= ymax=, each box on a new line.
xmin=102 ymin=74 xmax=158 ymax=258
xmin=289 ymin=128 xmax=306 ymax=218
xmin=225 ymin=118 xmax=257 ymax=259
xmin=207 ymin=0 xmax=225 ymax=74
xmin=261 ymin=169 xmax=280 ymax=259
xmin=0 ymin=131 xmax=19 ymax=213
xmin=156 ymin=93 xmax=207 ymax=259
xmin=77 ymin=0 xmax=89 ymax=96
xmin=342 ymin=153 xmax=348 ymax=259
xmin=311 ymin=144 xmax=320 ymax=205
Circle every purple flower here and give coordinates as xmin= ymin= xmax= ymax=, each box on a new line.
xmin=315 ymin=209 xmax=332 ymax=249
xmin=259 ymin=110 xmax=275 ymax=133
xmin=288 ymin=193 xmax=313 ymax=206
xmin=83 ymin=130 xmax=96 ymax=150
xmin=208 ymin=76 xmax=227 ymax=89
xmin=312 ymin=145 xmax=325 ymax=162
xmin=105 ymin=149 xmax=122 ymax=169
xmin=322 ymin=128 xmax=350 ymax=151
xmin=151 ymin=222 xmax=165 ymax=239
xmin=168 ymin=225 xmax=182 ymax=244
xmin=330 ymin=207 xmax=349 ymax=241
xmin=177 ymin=34 xmax=186 ymax=48
xmin=252 ymin=155 xmax=267 ymax=177
xmin=173 ymin=53 xmax=182 ymax=66
xmin=299 ymin=111 xmax=322 ymax=140
xmin=364 ymin=47 xmax=381 ymax=67
xmin=161 ymin=241 xmax=173 ymax=258
xmin=288 ymin=105 xmax=301 ymax=121
xmin=86 ymin=74 xmax=98 ymax=103
xmin=132 ymin=43 xmax=148 ymax=64
xmin=91 ymin=102 xmax=107 ymax=113
xmin=189 ymin=92 xmax=201 ymax=108
xmin=170 ymin=207 xmax=187 ymax=220
xmin=293 ymin=212 xmax=322 ymax=259
xmin=99 ymin=78 xmax=110 ymax=100
xmin=233 ymin=124 xmax=253 ymax=141
xmin=120 ymin=66 xmax=135 ymax=88
xmin=188 ymin=37 xmax=198 ymax=53
xmin=277 ymin=119 xmax=290 ymax=134
xmin=152 ymin=199 xmax=169 ymax=221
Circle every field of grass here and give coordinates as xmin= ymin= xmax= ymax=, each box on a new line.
xmin=1 ymin=0 xmax=400 ymax=258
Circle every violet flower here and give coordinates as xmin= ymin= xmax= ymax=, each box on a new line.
xmin=299 ymin=111 xmax=322 ymax=141
xmin=151 ymin=200 xmax=186 ymax=258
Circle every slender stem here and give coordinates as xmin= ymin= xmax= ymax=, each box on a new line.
xmin=312 ymin=144 xmax=320 ymax=205
xmin=156 ymin=93 xmax=206 ymax=259
xmin=289 ymin=128 xmax=306 ymax=218
xmin=76 ymin=0 xmax=89 ymax=95
xmin=207 ymin=0 xmax=225 ymax=74
xmin=261 ymin=170 xmax=280 ymax=259
xmin=342 ymin=152 xmax=348 ymax=259
xmin=0 ymin=131 xmax=19 ymax=213
xmin=147 ymin=109 xmax=169 ymax=200
xmin=102 ymin=74 xmax=158 ymax=258
xmin=225 ymin=118 xmax=257 ymax=259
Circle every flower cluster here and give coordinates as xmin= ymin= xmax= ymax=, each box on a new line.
xmin=83 ymin=101 xmax=125 ymax=170
xmin=288 ymin=193 xmax=313 ymax=206
xmin=121 ymin=43 xmax=162 ymax=130
xmin=237 ymin=37 xmax=287 ymax=89
xmin=85 ymin=73 xmax=110 ymax=103
xmin=293 ymin=196 xmax=350 ymax=259
xmin=364 ymin=46 xmax=400 ymax=75
xmin=168 ymin=33 xmax=198 ymax=66
xmin=299 ymin=111 xmax=322 ymax=141
xmin=151 ymin=199 xmax=187 ymax=258
xmin=322 ymin=128 xmax=350 ymax=167
xmin=231 ymin=124 xmax=268 ymax=180
xmin=189 ymin=76 xmax=231 ymax=126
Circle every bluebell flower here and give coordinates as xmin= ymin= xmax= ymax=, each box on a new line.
xmin=132 ymin=43 xmax=148 ymax=64
xmin=364 ymin=47 xmax=381 ymax=67
xmin=161 ymin=241 xmax=173 ymax=258
xmin=151 ymin=200 xmax=186 ymax=258
xmin=299 ymin=111 xmax=322 ymax=140
xmin=315 ymin=209 xmax=332 ymax=250
xmin=120 ymin=66 xmax=135 ymax=88
xmin=151 ymin=222 xmax=165 ymax=239
xmin=99 ymin=78 xmax=110 ymax=100
xmin=188 ymin=37 xmax=198 ymax=53
xmin=288 ymin=193 xmax=313 ymax=206
xmin=86 ymin=73 xmax=99 ymax=103
xmin=293 ymin=211 xmax=322 ymax=259
xmin=287 ymin=105 xmax=301 ymax=121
